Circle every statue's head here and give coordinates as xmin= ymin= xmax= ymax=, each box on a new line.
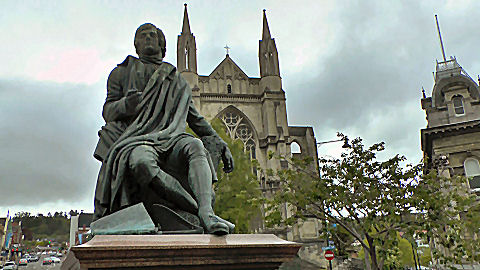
xmin=134 ymin=23 xmax=166 ymax=58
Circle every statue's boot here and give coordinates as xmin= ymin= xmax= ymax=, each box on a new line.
xmin=198 ymin=206 xmax=229 ymax=235
xmin=214 ymin=215 xmax=235 ymax=233
xmin=151 ymin=172 xmax=198 ymax=214
xmin=189 ymin=158 xmax=229 ymax=235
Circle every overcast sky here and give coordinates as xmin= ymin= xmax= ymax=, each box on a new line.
xmin=1 ymin=0 xmax=479 ymax=217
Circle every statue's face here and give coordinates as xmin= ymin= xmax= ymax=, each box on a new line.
xmin=135 ymin=27 xmax=161 ymax=56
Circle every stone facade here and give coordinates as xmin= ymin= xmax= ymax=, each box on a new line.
xmin=421 ymin=57 xmax=480 ymax=192
xmin=177 ymin=4 xmax=322 ymax=241
xmin=176 ymin=6 xmax=328 ymax=267
xmin=421 ymin=55 xmax=480 ymax=267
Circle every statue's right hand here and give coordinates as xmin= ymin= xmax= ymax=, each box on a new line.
xmin=125 ymin=89 xmax=142 ymax=110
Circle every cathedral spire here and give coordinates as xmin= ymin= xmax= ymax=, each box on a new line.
xmin=182 ymin=3 xmax=191 ymax=34
xmin=259 ymin=9 xmax=280 ymax=77
xmin=177 ymin=3 xmax=197 ymax=74
xmin=262 ymin=9 xmax=271 ymax=41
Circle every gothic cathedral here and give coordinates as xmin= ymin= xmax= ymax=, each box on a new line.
xmin=176 ymin=5 xmax=319 ymax=200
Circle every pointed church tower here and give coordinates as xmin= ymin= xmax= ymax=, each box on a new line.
xmin=177 ymin=4 xmax=198 ymax=88
xmin=257 ymin=10 xmax=290 ymax=189
xmin=259 ymin=9 xmax=280 ymax=78
xmin=258 ymin=9 xmax=282 ymax=94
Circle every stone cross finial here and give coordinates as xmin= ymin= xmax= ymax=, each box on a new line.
xmin=224 ymin=45 xmax=230 ymax=55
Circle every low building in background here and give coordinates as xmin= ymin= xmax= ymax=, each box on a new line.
xmin=0 ymin=217 xmax=6 ymax=252
xmin=69 ymin=212 xmax=93 ymax=248
xmin=11 ymin=222 xmax=22 ymax=245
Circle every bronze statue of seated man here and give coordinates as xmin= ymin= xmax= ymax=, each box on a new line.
xmin=92 ymin=23 xmax=234 ymax=235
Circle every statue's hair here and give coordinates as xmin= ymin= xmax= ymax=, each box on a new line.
xmin=134 ymin=23 xmax=166 ymax=58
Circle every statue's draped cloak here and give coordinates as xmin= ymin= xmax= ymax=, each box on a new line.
xmin=94 ymin=56 xmax=215 ymax=218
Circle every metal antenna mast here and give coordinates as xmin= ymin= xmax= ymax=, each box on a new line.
xmin=435 ymin=15 xmax=447 ymax=62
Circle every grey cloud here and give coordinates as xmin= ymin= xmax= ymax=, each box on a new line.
xmin=284 ymin=1 xmax=479 ymax=162
xmin=0 ymin=79 xmax=104 ymax=207
xmin=0 ymin=0 xmax=479 ymax=212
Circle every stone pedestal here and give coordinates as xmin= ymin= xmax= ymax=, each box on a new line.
xmin=62 ymin=234 xmax=301 ymax=270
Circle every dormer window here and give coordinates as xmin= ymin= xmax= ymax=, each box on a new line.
xmin=227 ymin=84 xmax=232 ymax=94
xmin=452 ymin=95 xmax=465 ymax=115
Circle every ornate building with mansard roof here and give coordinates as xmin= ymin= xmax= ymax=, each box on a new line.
xmin=421 ymin=55 xmax=480 ymax=193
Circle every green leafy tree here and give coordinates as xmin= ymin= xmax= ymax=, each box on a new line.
xmin=330 ymin=224 xmax=356 ymax=258
xmin=13 ymin=212 xmax=71 ymax=242
xmin=414 ymin=172 xmax=480 ymax=267
xmin=397 ymin=236 xmax=415 ymax=267
xmin=210 ymin=118 xmax=263 ymax=233
xmin=265 ymin=133 xmax=478 ymax=270
xmin=463 ymin=202 xmax=480 ymax=263
xmin=418 ymin=247 xmax=432 ymax=267
xmin=358 ymin=233 xmax=417 ymax=269
xmin=187 ymin=118 xmax=262 ymax=233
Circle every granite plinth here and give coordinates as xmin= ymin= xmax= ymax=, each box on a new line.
xmin=63 ymin=234 xmax=301 ymax=270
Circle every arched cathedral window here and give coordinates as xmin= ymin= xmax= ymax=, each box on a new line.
xmin=184 ymin=47 xmax=189 ymax=70
xmin=220 ymin=112 xmax=256 ymax=161
xmin=290 ymin=141 xmax=301 ymax=156
xmin=227 ymin=84 xmax=232 ymax=94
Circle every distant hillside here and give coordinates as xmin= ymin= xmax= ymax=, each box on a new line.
xmin=13 ymin=211 xmax=73 ymax=242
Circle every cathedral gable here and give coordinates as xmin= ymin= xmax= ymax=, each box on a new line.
xmin=209 ymin=56 xmax=249 ymax=81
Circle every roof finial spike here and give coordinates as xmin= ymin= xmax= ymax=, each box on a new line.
xmin=182 ymin=3 xmax=191 ymax=34
xmin=262 ymin=9 xmax=271 ymax=40
xmin=422 ymin=86 xmax=426 ymax=99
xmin=435 ymin=15 xmax=447 ymax=63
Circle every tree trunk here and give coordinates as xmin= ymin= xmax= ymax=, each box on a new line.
xmin=363 ymin=246 xmax=372 ymax=270
xmin=370 ymin=247 xmax=380 ymax=270
xmin=366 ymin=235 xmax=380 ymax=270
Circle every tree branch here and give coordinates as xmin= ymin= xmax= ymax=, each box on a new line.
xmin=308 ymin=201 xmax=370 ymax=252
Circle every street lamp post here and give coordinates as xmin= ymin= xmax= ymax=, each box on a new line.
xmin=316 ymin=138 xmax=344 ymax=270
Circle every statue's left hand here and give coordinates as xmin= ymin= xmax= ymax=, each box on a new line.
xmin=221 ymin=145 xmax=234 ymax=173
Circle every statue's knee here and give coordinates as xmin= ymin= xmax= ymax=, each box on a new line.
xmin=190 ymin=138 xmax=204 ymax=151
xmin=129 ymin=145 xmax=156 ymax=173
xmin=186 ymin=138 xmax=207 ymax=160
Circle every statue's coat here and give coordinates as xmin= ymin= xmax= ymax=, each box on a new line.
xmin=93 ymin=56 xmax=219 ymax=219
